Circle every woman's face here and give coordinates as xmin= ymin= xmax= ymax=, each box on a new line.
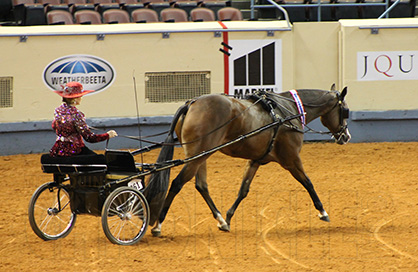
xmin=74 ymin=97 xmax=82 ymax=105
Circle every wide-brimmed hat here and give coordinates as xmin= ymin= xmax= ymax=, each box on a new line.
xmin=54 ymin=82 xmax=94 ymax=98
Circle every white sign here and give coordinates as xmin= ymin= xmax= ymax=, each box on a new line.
xmin=227 ymin=39 xmax=282 ymax=97
xmin=43 ymin=54 xmax=116 ymax=93
xmin=357 ymin=51 xmax=417 ymax=81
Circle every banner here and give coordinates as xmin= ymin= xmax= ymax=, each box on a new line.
xmin=227 ymin=39 xmax=282 ymax=97
xmin=43 ymin=54 xmax=116 ymax=93
xmin=357 ymin=51 xmax=417 ymax=81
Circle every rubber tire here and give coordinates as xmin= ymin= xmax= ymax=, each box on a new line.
xmin=28 ymin=182 xmax=76 ymax=240
xmin=101 ymin=186 xmax=150 ymax=245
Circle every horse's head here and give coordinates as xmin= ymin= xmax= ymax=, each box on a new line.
xmin=320 ymin=87 xmax=351 ymax=145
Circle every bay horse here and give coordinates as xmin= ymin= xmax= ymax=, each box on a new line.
xmin=143 ymin=85 xmax=351 ymax=236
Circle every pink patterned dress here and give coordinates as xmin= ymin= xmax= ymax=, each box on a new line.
xmin=50 ymin=103 xmax=109 ymax=157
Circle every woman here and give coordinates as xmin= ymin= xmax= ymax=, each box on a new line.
xmin=49 ymin=81 xmax=117 ymax=158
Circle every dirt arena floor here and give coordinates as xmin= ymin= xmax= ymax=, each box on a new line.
xmin=1 ymin=142 xmax=417 ymax=271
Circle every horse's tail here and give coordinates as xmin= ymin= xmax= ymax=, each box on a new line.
xmin=144 ymin=102 xmax=189 ymax=225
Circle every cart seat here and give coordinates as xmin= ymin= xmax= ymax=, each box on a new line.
xmin=105 ymin=149 xmax=139 ymax=173
xmin=41 ymin=153 xmax=107 ymax=174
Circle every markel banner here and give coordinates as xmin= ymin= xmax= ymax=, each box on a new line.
xmin=226 ymin=39 xmax=282 ymax=97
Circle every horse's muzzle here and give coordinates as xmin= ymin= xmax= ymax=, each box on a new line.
xmin=334 ymin=128 xmax=351 ymax=145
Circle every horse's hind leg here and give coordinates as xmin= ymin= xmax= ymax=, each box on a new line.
xmin=225 ymin=160 xmax=260 ymax=229
xmin=194 ymin=161 xmax=229 ymax=231
xmin=151 ymin=163 xmax=197 ymax=237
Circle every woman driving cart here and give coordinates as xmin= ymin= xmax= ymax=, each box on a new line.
xmin=49 ymin=81 xmax=117 ymax=158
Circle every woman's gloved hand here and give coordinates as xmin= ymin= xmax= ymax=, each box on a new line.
xmin=107 ymin=130 xmax=118 ymax=138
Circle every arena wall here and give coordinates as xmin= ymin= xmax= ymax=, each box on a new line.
xmin=0 ymin=19 xmax=417 ymax=155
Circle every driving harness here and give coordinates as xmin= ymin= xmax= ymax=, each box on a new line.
xmin=245 ymin=90 xmax=302 ymax=164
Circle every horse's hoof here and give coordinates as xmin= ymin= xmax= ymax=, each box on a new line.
xmin=217 ymin=223 xmax=230 ymax=232
xmin=151 ymin=229 xmax=161 ymax=237
xmin=318 ymin=214 xmax=330 ymax=222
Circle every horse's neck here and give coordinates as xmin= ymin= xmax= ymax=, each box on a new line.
xmin=297 ymin=90 xmax=336 ymax=123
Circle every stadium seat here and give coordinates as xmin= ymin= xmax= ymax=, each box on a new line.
xmin=190 ymin=7 xmax=215 ymax=21
xmin=200 ymin=0 xmax=227 ymax=19
xmin=171 ymin=0 xmax=198 ymax=16
xmin=140 ymin=0 xmax=171 ymax=18
xmin=102 ymin=8 xmax=131 ymax=23
xmin=92 ymin=0 xmax=120 ymax=14
xmin=40 ymin=0 xmax=71 ymax=13
xmin=131 ymin=8 xmax=159 ymax=22
xmin=46 ymin=9 xmax=74 ymax=24
xmin=161 ymin=7 xmax=189 ymax=21
xmin=117 ymin=0 xmax=145 ymax=16
xmin=74 ymin=9 xmax=102 ymax=24
xmin=217 ymin=7 xmax=242 ymax=20
xmin=12 ymin=0 xmax=46 ymax=25
xmin=64 ymin=0 xmax=95 ymax=15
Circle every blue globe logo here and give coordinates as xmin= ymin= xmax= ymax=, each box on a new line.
xmin=51 ymin=60 xmax=106 ymax=74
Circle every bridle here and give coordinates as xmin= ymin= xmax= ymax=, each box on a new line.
xmin=275 ymin=90 xmax=350 ymax=141
xmin=330 ymin=92 xmax=350 ymax=142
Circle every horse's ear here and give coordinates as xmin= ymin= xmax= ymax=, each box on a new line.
xmin=341 ymin=86 xmax=348 ymax=100
xmin=330 ymin=83 xmax=336 ymax=91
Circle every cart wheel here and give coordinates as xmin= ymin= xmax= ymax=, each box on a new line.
xmin=101 ymin=186 xmax=150 ymax=245
xmin=28 ymin=182 xmax=76 ymax=240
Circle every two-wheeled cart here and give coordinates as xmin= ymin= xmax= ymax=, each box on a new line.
xmin=28 ymin=150 xmax=153 ymax=246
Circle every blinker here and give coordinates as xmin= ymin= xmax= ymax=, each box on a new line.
xmin=341 ymin=108 xmax=349 ymax=119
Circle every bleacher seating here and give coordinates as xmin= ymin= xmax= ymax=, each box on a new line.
xmin=46 ymin=9 xmax=74 ymax=24
xmin=102 ymin=8 xmax=130 ymax=22
xmin=140 ymin=0 xmax=171 ymax=17
xmin=74 ymin=9 xmax=102 ymax=23
xmin=161 ymin=7 xmax=189 ymax=21
xmin=217 ymin=6 xmax=242 ymax=20
xmin=93 ymin=0 xmax=120 ymax=14
xmin=118 ymin=0 xmax=145 ymax=15
xmin=171 ymin=0 xmax=199 ymax=16
xmin=12 ymin=0 xmax=46 ymax=25
xmin=41 ymin=0 xmax=71 ymax=14
xmin=131 ymin=8 xmax=159 ymax=22
xmin=64 ymin=0 xmax=95 ymax=14
xmin=190 ymin=7 xmax=216 ymax=21
xmin=200 ymin=0 xmax=228 ymax=19
xmin=5 ymin=0 xmax=416 ymax=26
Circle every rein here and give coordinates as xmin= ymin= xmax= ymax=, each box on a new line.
xmin=91 ymin=95 xmax=266 ymax=147
xmin=97 ymin=89 xmax=348 ymax=148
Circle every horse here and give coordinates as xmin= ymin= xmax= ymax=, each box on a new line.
xmin=143 ymin=85 xmax=351 ymax=236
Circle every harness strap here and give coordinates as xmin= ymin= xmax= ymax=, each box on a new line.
xmin=248 ymin=91 xmax=281 ymax=164
xmin=289 ymin=90 xmax=306 ymax=129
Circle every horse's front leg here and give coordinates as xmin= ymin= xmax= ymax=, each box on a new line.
xmin=225 ymin=160 xmax=260 ymax=229
xmin=286 ymin=162 xmax=330 ymax=222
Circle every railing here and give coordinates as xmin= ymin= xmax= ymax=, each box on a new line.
xmin=250 ymin=0 xmax=399 ymax=22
